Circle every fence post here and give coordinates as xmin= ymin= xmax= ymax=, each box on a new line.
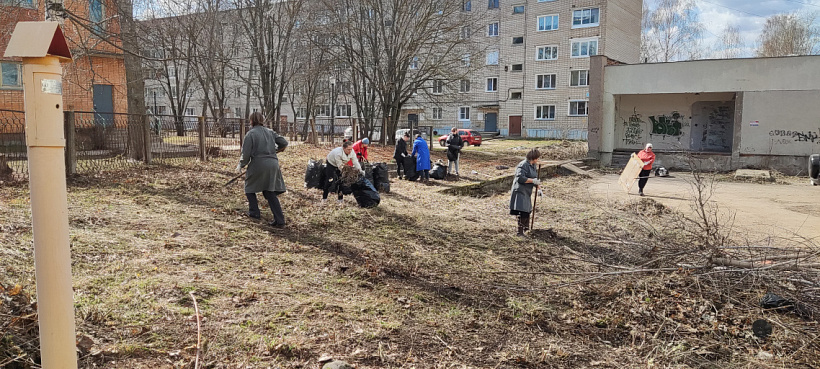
xmin=239 ymin=118 xmax=246 ymax=149
xmin=198 ymin=116 xmax=206 ymax=161
xmin=63 ymin=111 xmax=76 ymax=175
xmin=142 ymin=115 xmax=151 ymax=164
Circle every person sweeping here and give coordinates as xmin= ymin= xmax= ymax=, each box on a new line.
xmin=236 ymin=112 xmax=288 ymax=228
xmin=509 ymin=149 xmax=543 ymax=237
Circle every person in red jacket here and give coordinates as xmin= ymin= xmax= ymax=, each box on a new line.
xmin=636 ymin=143 xmax=655 ymax=196
xmin=352 ymin=138 xmax=370 ymax=162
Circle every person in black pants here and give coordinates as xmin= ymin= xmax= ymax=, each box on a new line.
xmin=393 ymin=131 xmax=410 ymax=179
xmin=322 ymin=141 xmax=364 ymax=204
xmin=236 ymin=112 xmax=288 ymax=227
xmin=636 ymin=143 xmax=655 ymax=196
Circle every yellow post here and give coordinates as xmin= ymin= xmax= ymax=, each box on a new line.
xmin=5 ymin=22 xmax=77 ymax=369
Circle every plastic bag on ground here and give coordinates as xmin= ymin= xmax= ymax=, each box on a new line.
xmin=403 ymin=156 xmax=418 ymax=181
xmin=305 ymin=159 xmax=324 ymax=189
xmin=351 ymin=177 xmax=380 ymax=208
xmin=430 ymin=163 xmax=447 ymax=180
xmin=371 ymin=162 xmax=390 ymax=192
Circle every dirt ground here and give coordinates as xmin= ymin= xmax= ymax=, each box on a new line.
xmin=1 ymin=139 xmax=818 ymax=368
xmin=586 ymin=173 xmax=820 ymax=243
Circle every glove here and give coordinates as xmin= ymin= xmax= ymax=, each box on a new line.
xmin=643 ymin=162 xmax=650 ymax=166
xmin=532 ymin=178 xmax=541 ymax=186
xmin=360 ymin=169 xmax=366 ymax=175
xmin=537 ymin=189 xmax=544 ymax=197
xmin=235 ymin=163 xmax=243 ymax=173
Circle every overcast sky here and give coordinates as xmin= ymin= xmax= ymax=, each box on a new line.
xmin=647 ymin=0 xmax=820 ymax=57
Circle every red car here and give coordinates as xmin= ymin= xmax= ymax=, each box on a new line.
xmin=438 ymin=129 xmax=482 ymax=147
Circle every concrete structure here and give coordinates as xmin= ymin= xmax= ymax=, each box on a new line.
xmin=405 ymin=0 xmax=641 ymax=137
xmin=0 ymin=0 xmax=128 ymax=116
xmin=589 ymin=55 xmax=820 ymax=175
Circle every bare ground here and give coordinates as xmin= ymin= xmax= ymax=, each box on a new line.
xmin=1 ymin=140 xmax=818 ymax=368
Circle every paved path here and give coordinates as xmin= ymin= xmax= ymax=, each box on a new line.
xmin=586 ymin=174 xmax=820 ymax=244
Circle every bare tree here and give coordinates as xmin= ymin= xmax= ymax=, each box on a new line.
xmin=712 ymin=25 xmax=745 ymax=59
xmin=321 ymin=0 xmax=486 ymax=144
xmin=641 ymin=0 xmax=704 ymax=62
xmin=756 ymin=12 xmax=820 ymax=57
xmin=234 ymin=0 xmax=303 ymax=127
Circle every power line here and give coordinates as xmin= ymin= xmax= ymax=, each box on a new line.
xmin=696 ymin=0 xmax=766 ymax=18
xmin=781 ymin=0 xmax=820 ymax=9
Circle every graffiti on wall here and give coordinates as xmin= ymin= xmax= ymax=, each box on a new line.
xmin=649 ymin=112 xmax=685 ymax=137
xmin=769 ymin=128 xmax=820 ymax=145
xmin=621 ymin=113 xmax=644 ymax=145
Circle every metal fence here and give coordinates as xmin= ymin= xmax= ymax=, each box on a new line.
xmin=0 ymin=110 xmax=27 ymax=179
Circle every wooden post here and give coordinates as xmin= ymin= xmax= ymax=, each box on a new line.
xmin=352 ymin=118 xmax=358 ymax=141
xmin=239 ymin=118 xmax=246 ymax=149
xmin=63 ymin=111 xmax=76 ymax=175
xmin=142 ymin=115 xmax=151 ymax=164
xmin=198 ymin=116 xmax=206 ymax=161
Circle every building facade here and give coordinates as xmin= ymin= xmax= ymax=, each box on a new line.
xmin=405 ymin=0 xmax=641 ymax=138
xmin=588 ymin=55 xmax=820 ymax=175
xmin=0 ymin=0 xmax=128 ymax=116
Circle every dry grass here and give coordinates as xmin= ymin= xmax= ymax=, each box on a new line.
xmin=1 ymin=140 xmax=817 ymax=368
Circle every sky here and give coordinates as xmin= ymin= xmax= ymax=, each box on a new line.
xmin=647 ymin=0 xmax=820 ymax=57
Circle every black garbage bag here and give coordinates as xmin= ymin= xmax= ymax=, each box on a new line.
xmin=362 ymin=162 xmax=374 ymax=184
xmin=403 ymin=156 xmax=418 ymax=181
xmin=430 ymin=163 xmax=447 ymax=180
xmin=761 ymin=293 xmax=793 ymax=310
xmin=305 ymin=159 xmax=324 ymax=189
xmin=351 ymin=178 xmax=380 ymax=208
xmin=371 ymin=162 xmax=390 ymax=192
xmin=810 ymin=154 xmax=819 ymax=180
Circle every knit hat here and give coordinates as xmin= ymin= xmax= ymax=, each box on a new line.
xmin=362 ymin=138 xmax=370 ymax=145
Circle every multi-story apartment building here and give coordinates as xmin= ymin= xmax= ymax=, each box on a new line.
xmin=0 ymin=0 xmax=128 ymax=116
xmin=142 ymin=0 xmax=640 ymax=140
xmin=407 ymin=0 xmax=641 ymax=138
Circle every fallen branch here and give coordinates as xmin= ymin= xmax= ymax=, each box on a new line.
xmin=189 ymin=291 xmax=202 ymax=369
xmin=711 ymin=257 xmax=820 ymax=271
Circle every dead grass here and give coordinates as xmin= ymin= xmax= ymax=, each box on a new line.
xmin=1 ymin=140 xmax=817 ymax=368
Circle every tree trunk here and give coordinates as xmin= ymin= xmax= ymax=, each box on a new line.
xmin=118 ymin=0 xmax=146 ymax=160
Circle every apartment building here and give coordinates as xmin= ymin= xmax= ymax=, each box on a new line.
xmin=407 ymin=0 xmax=641 ymax=138
xmin=0 ymin=0 xmax=128 ymax=117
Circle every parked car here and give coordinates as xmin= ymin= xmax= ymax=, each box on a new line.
xmin=438 ymin=129 xmax=482 ymax=147
xmin=395 ymin=128 xmax=428 ymax=141
xmin=345 ymin=126 xmax=381 ymax=142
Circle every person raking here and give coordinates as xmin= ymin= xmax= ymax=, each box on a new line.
xmin=509 ymin=149 xmax=543 ymax=237
xmin=236 ymin=112 xmax=289 ymax=228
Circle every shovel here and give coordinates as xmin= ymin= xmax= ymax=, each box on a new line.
xmin=530 ymin=164 xmax=541 ymax=230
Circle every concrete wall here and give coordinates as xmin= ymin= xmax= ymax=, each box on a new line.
xmin=613 ymin=92 xmax=735 ymax=151
xmin=590 ymin=55 xmax=820 ymax=174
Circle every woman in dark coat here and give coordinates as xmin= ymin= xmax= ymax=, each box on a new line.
xmin=509 ymin=149 xmax=541 ymax=237
xmin=393 ymin=132 xmax=410 ymax=179
xmin=445 ymin=127 xmax=463 ymax=176
xmin=236 ymin=112 xmax=289 ymax=227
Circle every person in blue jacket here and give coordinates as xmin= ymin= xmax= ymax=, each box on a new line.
xmin=411 ymin=134 xmax=431 ymax=182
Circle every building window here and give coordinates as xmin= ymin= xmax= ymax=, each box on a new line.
xmin=462 ymin=54 xmax=471 ymax=67
xmin=0 ymin=62 xmax=22 ymax=90
xmin=536 ymin=45 xmax=558 ymax=60
xmin=488 ymin=22 xmax=499 ymax=36
xmin=537 ymin=15 xmax=559 ymax=31
xmin=2 ymin=0 xmax=35 ymax=8
xmin=432 ymin=79 xmax=444 ymax=94
xmin=571 ymin=38 xmax=598 ymax=57
xmin=409 ymin=56 xmax=419 ymax=69
xmin=537 ymin=0 xmax=556 ymax=2
xmin=513 ymin=5 xmax=525 ymax=14
xmin=460 ymin=79 xmax=471 ymax=92
xmin=569 ymin=100 xmax=588 ymax=116
xmin=316 ymin=104 xmax=331 ymax=117
xmin=459 ymin=106 xmax=471 ymax=121
xmin=89 ymin=0 xmax=105 ymax=33
xmin=336 ymin=104 xmax=351 ymax=117
xmin=512 ymin=37 xmax=524 ymax=45
xmin=460 ymin=26 xmax=471 ymax=39
xmin=185 ymin=108 xmax=195 ymax=116
xmin=235 ymin=107 xmax=243 ymax=118
xmin=535 ymin=74 xmax=556 ymax=89
xmin=511 ymin=64 xmax=523 ymax=72
xmin=432 ymin=107 xmax=443 ymax=120
xmin=510 ymin=91 xmax=522 ymax=100
xmin=296 ymin=107 xmax=307 ymax=118
xmin=572 ymin=8 xmax=600 ymax=28
xmin=486 ymin=77 xmax=498 ymax=92
xmin=486 ymin=50 xmax=499 ymax=65
xmin=535 ymin=105 xmax=556 ymax=120
xmin=570 ymin=70 xmax=589 ymax=86
xmin=463 ymin=0 xmax=471 ymax=11
xmin=488 ymin=0 xmax=499 ymax=8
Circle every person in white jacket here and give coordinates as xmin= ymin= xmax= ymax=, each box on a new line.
xmin=323 ymin=141 xmax=365 ymax=204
